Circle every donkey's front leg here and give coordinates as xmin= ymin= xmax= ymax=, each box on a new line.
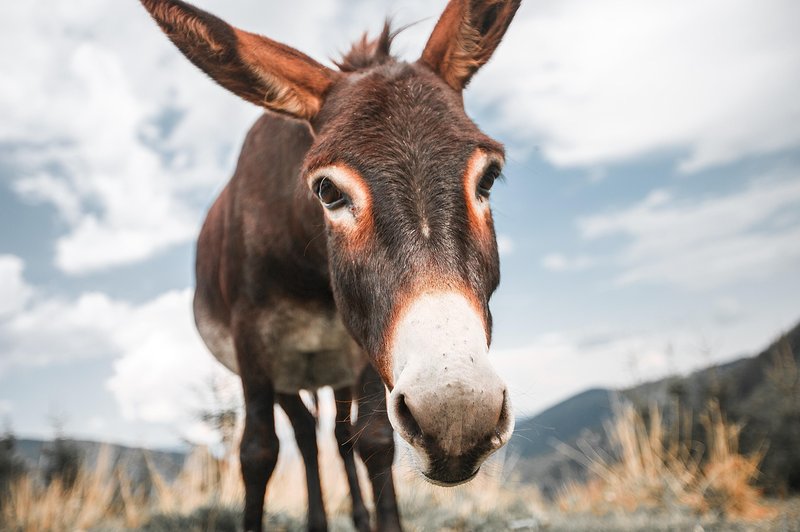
xmin=235 ymin=327 xmax=280 ymax=532
xmin=356 ymin=365 xmax=402 ymax=532
xmin=278 ymin=393 xmax=327 ymax=532
xmin=333 ymin=386 xmax=370 ymax=532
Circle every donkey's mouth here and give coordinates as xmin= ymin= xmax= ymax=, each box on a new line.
xmin=420 ymin=467 xmax=480 ymax=487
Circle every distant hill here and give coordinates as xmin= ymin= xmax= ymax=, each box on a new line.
xmin=507 ymin=319 xmax=800 ymax=495
xmin=12 ymin=438 xmax=186 ymax=483
xmin=634 ymin=320 xmax=800 ymax=494
xmin=506 ymin=388 xmax=615 ymax=495
xmin=509 ymin=388 xmax=614 ymax=458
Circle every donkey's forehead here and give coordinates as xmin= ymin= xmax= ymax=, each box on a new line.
xmin=305 ymin=62 xmax=503 ymax=175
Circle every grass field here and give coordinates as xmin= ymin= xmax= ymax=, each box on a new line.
xmin=2 ymin=402 xmax=798 ymax=531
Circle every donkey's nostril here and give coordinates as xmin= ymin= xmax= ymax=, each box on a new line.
xmin=491 ymin=389 xmax=514 ymax=449
xmin=394 ymin=394 xmax=423 ymax=441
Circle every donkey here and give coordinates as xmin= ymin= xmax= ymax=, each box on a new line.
xmin=140 ymin=0 xmax=520 ymax=530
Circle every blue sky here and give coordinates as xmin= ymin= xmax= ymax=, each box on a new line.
xmin=1 ymin=0 xmax=799 ymax=449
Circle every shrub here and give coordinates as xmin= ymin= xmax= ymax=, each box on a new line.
xmin=556 ymin=401 xmax=771 ymax=520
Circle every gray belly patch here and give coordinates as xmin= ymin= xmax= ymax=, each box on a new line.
xmin=272 ymin=348 xmax=360 ymax=393
xmin=195 ymin=299 xmax=366 ymax=393
xmin=267 ymin=304 xmax=366 ymax=393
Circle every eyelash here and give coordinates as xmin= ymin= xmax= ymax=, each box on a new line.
xmin=477 ymin=162 xmax=502 ymax=199
xmin=313 ymin=176 xmax=349 ymax=209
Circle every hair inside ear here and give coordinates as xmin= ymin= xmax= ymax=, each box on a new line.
xmin=420 ymin=0 xmax=521 ymax=91
xmin=478 ymin=3 xmax=502 ymax=36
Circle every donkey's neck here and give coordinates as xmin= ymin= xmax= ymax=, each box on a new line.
xmin=226 ymin=112 xmax=333 ymax=306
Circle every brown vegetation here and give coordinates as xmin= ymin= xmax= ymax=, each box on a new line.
xmin=0 ymin=400 xmax=791 ymax=531
xmin=557 ymin=401 xmax=772 ymax=521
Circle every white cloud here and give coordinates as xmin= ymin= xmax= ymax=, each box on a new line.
xmin=0 ymin=3 xmax=240 ymax=274
xmin=493 ymin=329 xmax=668 ymax=416
xmin=0 ymin=255 xmax=33 ymax=318
xmin=5 ymin=0 xmax=798 ymax=278
xmin=0 ymin=255 xmax=232 ymax=441
xmin=0 ymin=276 xmax=326 ymax=447
xmin=541 ymin=252 xmax=595 ymax=272
xmin=578 ymin=175 xmax=800 ymax=289
xmin=0 ymin=291 xmax=129 ymax=373
xmin=497 ymin=233 xmax=515 ymax=256
xmin=87 ymin=416 xmax=106 ymax=432
xmin=13 ymin=174 xmax=83 ymax=225
xmin=714 ymin=297 xmax=744 ymax=324
xmin=105 ymin=289 xmax=239 ymax=438
xmin=0 ymin=0 xmax=441 ymax=276
xmin=0 ymin=276 xmax=235 ymax=443
xmin=471 ymin=0 xmax=800 ymax=172
xmin=491 ymin=315 xmax=785 ymax=417
xmin=4 ymin=0 xmax=799 ymax=443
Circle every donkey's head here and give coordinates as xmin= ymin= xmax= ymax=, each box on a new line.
xmin=142 ymin=0 xmax=519 ymax=486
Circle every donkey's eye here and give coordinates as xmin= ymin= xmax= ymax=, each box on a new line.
xmin=477 ymin=163 xmax=501 ymax=199
xmin=314 ymin=177 xmax=347 ymax=209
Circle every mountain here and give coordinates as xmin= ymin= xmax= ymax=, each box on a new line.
xmin=508 ymin=388 xmax=614 ymax=459
xmin=11 ymin=438 xmax=187 ymax=484
xmin=505 ymin=388 xmax=615 ymax=495
xmin=507 ymin=319 xmax=800 ymax=495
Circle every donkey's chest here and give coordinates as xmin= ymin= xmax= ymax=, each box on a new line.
xmin=264 ymin=305 xmax=366 ymax=393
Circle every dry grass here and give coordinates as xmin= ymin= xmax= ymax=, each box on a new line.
xmin=556 ymin=400 xmax=773 ymax=521
xmin=1 ymin=429 xmax=545 ymax=531
xmin=393 ymin=448 xmax=546 ymax=531
xmin=2 ymin=446 xmax=125 ymax=531
xmin=0 ymin=400 xmax=782 ymax=531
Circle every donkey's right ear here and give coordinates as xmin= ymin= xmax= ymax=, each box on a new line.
xmin=140 ymin=0 xmax=340 ymax=121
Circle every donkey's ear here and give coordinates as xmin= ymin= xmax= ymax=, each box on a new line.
xmin=140 ymin=0 xmax=340 ymax=120
xmin=420 ymin=0 xmax=520 ymax=91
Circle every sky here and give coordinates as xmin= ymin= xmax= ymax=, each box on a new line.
xmin=1 ymin=0 xmax=799 ymax=450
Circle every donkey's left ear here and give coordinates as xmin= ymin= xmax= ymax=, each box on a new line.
xmin=140 ymin=0 xmax=340 ymax=120
xmin=420 ymin=0 xmax=521 ymax=91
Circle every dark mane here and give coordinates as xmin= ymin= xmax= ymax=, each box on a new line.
xmin=335 ymin=21 xmax=397 ymax=72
